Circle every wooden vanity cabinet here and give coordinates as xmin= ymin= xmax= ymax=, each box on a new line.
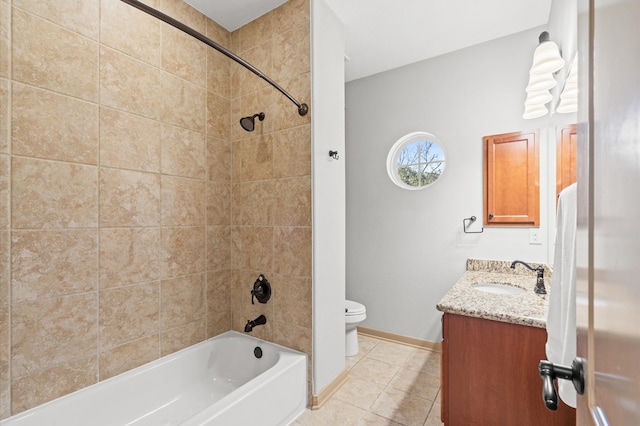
xmin=441 ymin=313 xmax=575 ymax=426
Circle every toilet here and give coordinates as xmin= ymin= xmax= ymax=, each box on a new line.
xmin=345 ymin=300 xmax=367 ymax=356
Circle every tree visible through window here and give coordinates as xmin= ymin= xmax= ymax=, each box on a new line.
xmin=387 ymin=132 xmax=446 ymax=190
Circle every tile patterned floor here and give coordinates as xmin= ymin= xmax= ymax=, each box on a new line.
xmin=294 ymin=334 xmax=444 ymax=426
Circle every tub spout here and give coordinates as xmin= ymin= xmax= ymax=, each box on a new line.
xmin=244 ymin=315 xmax=267 ymax=332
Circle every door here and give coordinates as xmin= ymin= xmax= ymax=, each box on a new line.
xmin=576 ymin=0 xmax=640 ymax=424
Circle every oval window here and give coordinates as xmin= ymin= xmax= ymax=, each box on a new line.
xmin=386 ymin=132 xmax=446 ymax=190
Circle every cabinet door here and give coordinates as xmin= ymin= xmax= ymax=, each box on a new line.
xmin=556 ymin=124 xmax=577 ymax=199
xmin=483 ymin=130 xmax=540 ymax=226
xmin=442 ymin=314 xmax=575 ymax=426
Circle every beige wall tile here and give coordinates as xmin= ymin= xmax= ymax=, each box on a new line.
xmin=161 ymin=227 xmax=205 ymax=278
xmin=273 ymin=73 xmax=311 ymax=132
xmin=0 ymin=79 xmax=7 ymax=153
xmin=12 ymin=157 xmax=98 ymax=229
xmin=0 ymin=232 xmax=7 ymax=306
xmin=99 ymin=334 xmax=159 ymax=381
xmin=206 ymin=91 xmax=230 ymax=140
xmin=11 ymin=356 xmax=97 ymax=415
xmin=206 ymin=136 xmax=231 ymax=182
xmin=206 ymin=269 xmax=231 ymax=313
xmin=12 ymin=0 xmax=99 ymax=40
xmin=238 ymin=135 xmax=273 ymax=182
xmin=239 ymin=180 xmax=274 ymax=226
xmin=206 ymin=19 xmax=231 ymax=50
xmin=99 ymin=107 xmax=161 ymax=173
xmin=272 ymin=322 xmax=311 ymax=355
xmin=272 ymin=23 xmax=310 ymax=81
xmin=272 ymin=0 xmax=310 ymax=32
xmin=12 ymin=9 xmax=98 ymax=102
xmin=12 ymin=293 xmax=97 ymax=378
xmin=160 ymin=319 xmax=206 ymax=356
xmin=160 ymin=72 xmax=206 ymax=133
xmin=160 ymin=273 xmax=205 ymax=329
xmin=273 ymin=125 xmax=311 ymax=178
xmin=11 ymin=83 xmax=99 ymax=164
xmin=157 ymin=0 xmax=207 ymax=35
xmin=231 ymin=41 xmax=272 ymax=99
xmin=99 ymin=168 xmax=160 ymax=227
xmin=161 ymin=25 xmax=206 ymax=87
xmin=234 ymin=12 xmax=272 ymax=54
xmin=100 ymin=46 xmax=162 ymax=120
xmin=207 ymin=225 xmax=231 ymax=272
xmin=273 ymin=226 xmax=311 ymax=277
xmin=0 ymin=2 xmax=9 ymax=79
xmin=0 ymin=303 xmax=8 ymax=385
xmin=99 ymin=228 xmax=161 ymax=289
xmin=239 ymin=226 xmax=273 ymax=272
xmin=274 ymin=177 xmax=311 ymax=226
xmin=100 ymin=0 xmax=161 ymax=67
xmin=207 ymin=51 xmax=230 ymax=99
xmin=206 ymin=181 xmax=231 ymax=226
xmin=272 ymin=274 xmax=311 ymax=329
xmin=206 ymin=310 xmax=231 ymax=338
xmin=11 ymin=230 xmax=98 ymax=303
xmin=230 ymin=226 xmax=242 ymax=269
xmin=161 ymin=124 xmax=205 ymax=179
xmin=100 ymin=282 xmax=159 ymax=349
xmin=0 ymin=154 xmax=7 ymax=229
xmin=161 ymin=176 xmax=205 ymax=227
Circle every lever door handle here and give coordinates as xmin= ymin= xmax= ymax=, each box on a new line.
xmin=538 ymin=358 xmax=586 ymax=410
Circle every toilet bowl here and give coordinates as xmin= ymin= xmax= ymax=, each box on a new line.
xmin=345 ymin=300 xmax=366 ymax=356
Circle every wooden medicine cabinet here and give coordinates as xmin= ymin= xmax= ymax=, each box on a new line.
xmin=483 ymin=130 xmax=540 ymax=226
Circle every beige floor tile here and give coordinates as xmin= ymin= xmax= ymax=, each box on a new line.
xmin=357 ymin=412 xmax=404 ymax=425
xmin=403 ymin=348 xmax=440 ymax=377
xmin=334 ymin=376 xmax=386 ymax=411
xmin=357 ymin=334 xmax=380 ymax=355
xmin=366 ymin=340 xmax=416 ymax=367
xmin=370 ymin=388 xmax=432 ymax=426
xmin=425 ymin=401 xmax=443 ymax=425
xmin=294 ymin=399 xmax=366 ymax=425
xmin=387 ymin=367 xmax=440 ymax=401
xmin=350 ymin=357 xmax=399 ymax=386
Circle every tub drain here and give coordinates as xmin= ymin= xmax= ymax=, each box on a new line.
xmin=254 ymin=346 xmax=263 ymax=359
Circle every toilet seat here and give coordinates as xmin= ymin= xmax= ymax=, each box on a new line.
xmin=345 ymin=300 xmax=365 ymax=316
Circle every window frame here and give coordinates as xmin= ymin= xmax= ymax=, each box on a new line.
xmin=386 ymin=131 xmax=446 ymax=190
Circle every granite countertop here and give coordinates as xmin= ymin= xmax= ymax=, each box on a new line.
xmin=436 ymin=259 xmax=552 ymax=328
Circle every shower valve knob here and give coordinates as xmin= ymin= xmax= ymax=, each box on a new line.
xmin=251 ymin=274 xmax=272 ymax=304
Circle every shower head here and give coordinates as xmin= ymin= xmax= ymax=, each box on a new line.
xmin=239 ymin=112 xmax=265 ymax=132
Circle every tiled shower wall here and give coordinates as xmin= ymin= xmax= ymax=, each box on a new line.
xmin=0 ymin=0 xmax=312 ymax=418
xmin=228 ymin=0 xmax=312 ymax=373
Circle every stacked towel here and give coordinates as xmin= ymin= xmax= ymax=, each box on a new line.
xmin=546 ymin=183 xmax=578 ymax=408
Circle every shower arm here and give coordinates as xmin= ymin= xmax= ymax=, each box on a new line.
xmin=119 ymin=0 xmax=309 ymax=116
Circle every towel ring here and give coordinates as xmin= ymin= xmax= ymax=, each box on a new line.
xmin=463 ymin=216 xmax=484 ymax=234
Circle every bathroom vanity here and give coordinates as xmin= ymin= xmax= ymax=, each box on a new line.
xmin=437 ymin=260 xmax=575 ymax=426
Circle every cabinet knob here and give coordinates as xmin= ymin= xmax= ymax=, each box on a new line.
xmin=488 ymin=213 xmax=494 ymax=219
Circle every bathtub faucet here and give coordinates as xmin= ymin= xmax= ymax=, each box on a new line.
xmin=244 ymin=315 xmax=267 ymax=332
xmin=510 ymin=260 xmax=547 ymax=295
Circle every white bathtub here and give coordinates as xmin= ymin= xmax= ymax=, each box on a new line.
xmin=1 ymin=331 xmax=307 ymax=426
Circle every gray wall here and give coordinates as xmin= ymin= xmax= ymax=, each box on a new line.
xmin=345 ymin=26 xmax=574 ymax=342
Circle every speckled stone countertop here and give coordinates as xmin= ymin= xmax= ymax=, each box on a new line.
xmin=436 ymin=259 xmax=552 ymax=328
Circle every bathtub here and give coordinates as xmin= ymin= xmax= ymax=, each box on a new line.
xmin=1 ymin=331 xmax=307 ymax=426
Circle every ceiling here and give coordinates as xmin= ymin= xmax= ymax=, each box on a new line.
xmin=184 ymin=0 xmax=553 ymax=82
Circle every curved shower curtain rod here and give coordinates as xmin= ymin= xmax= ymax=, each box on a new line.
xmin=119 ymin=0 xmax=309 ymax=116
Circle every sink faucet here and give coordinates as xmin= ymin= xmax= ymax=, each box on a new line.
xmin=244 ymin=314 xmax=267 ymax=332
xmin=510 ymin=260 xmax=547 ymax=295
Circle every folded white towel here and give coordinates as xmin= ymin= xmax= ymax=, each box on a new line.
xmin=546 ymin=182 xmax=578 ymax=408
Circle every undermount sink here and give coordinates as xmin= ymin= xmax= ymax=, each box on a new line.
xmin=471 ymin=283 xmax=526 ymax=295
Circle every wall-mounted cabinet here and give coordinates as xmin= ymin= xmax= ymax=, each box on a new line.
xmin=483 ymin=130 xmax=540 ymax=226
xmin=556 ymin=124 xmax=577 ymax=199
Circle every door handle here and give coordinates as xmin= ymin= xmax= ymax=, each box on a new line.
xmin=538 ymin=358 xmax=586 ymax=410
